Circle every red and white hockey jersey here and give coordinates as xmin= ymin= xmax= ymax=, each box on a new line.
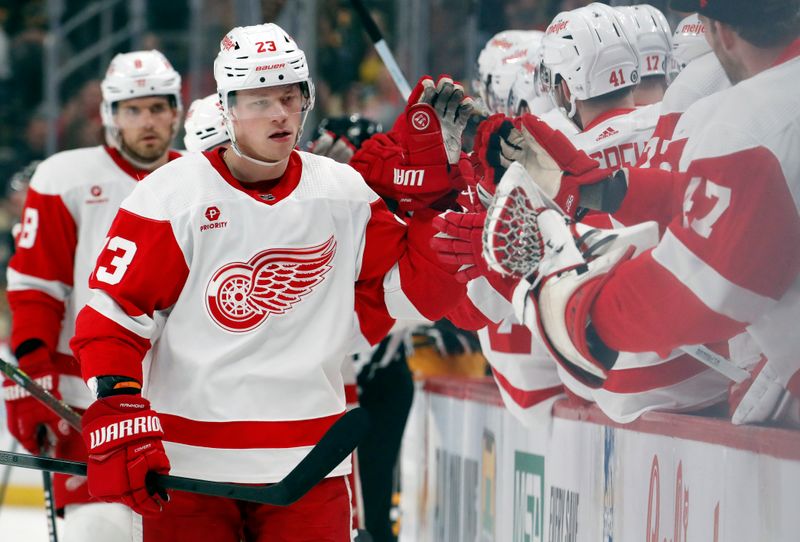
xmin=558 ymin=105 xmax=660 ymax=170
xmin=591 ymin=40 xmax=800 ymax=389
xmin=6 ymin=146 xmax=181 ymax=409
xmin=70 ymin=149 xmax=464 ymax=483
xmin=638 ymin=52 xmax=731 ymax=170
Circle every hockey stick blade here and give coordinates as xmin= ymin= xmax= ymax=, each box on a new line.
xmin=0 ymin=357 xmax=82 ymax=430
xmin=0 ymin=408 xmax=370 ymax=507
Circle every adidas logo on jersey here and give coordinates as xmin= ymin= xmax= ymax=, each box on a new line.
xmin=394 ymin=168 xmax=425 ymax=187
xmin=88 ymin=415 xmax=163 ymax=450
xmin=596 ymin=127 xmax=619 ymax=142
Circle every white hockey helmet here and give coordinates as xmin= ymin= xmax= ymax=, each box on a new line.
xmin=183 ymin=94 xmax=230 ymax=152
xmin=539 ymin=3 xmax=639 ymax=117
xmin=507 ymin=45 xmax=556 ymax=116
xmin=475 ymin=30 xmax=534 ymax=114
xmin=616 ymin=5 xmax=672 ymax=77
xmin=668 ymin=14 xmax=712 ymax=81
xmin=100 ymin=50 xmax=183 ymax=149
xmin=485 ymin=31 xmax=545 ymax=116
xmin=213 ymin=23 xmax=315 ymax=164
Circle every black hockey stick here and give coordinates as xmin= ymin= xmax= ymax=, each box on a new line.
xmin=348 ymin=0 xmax=412 ymax=99
xmin=1 ymin=357 xmax=370 ymax=505
xmin=0 ymin=407 xmax=369 ymax=506
xmin=0 ymin=358 xmax=82 ymax=430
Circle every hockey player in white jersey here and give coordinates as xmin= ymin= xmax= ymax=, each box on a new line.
xmin=638 ymin=13 xmax=731 ymax=170
xmin=69 ymin=23 xmax=466 ymax=541
xmin=481 ymin=0 xmax=800 ymax=427
xmin=434 ymin=3 xmax=736 ymax=424
xmin=183 ymin=94 xmax=230 ymax=152
xmin=615 ymin=4 xmax=673 ymax=106
xmin=2 ymin=49 xmax=183 ymax=541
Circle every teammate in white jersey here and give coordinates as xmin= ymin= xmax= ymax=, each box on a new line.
xmin=70 ymin=23 xmax=466 ymax=541
xmin=183 ymin=94 xmax=230 ymax=152
xmin=484 ymin=0 xmax=800 ymax=427
xmin=2 ymin=49 xmax=182 ymax=542
xmin=615 ymin=4 xmax=673 ymax=106
xmin=638 ymin=13 xmax=731 ymax=170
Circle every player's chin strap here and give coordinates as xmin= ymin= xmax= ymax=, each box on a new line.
xmin=225 ymin=110 xmax=310 ymax=169
xmin=229 ymin=140 xmax=292 ymax=169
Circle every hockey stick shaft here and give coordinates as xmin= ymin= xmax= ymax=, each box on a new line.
xmin=42 ymin=469 xmax=59 ymax=542
xmin=0 ymin=407 xmax=369 ymax=506
xmin=38 ymin=429 xmax=59 ymax=542
xmin=348 ymin=0 xmax=412 ymax=100
xmin=0 ymin=358 xmax=82 ymax=430
xmin=679 ymin=344 xmax=749 ymax=383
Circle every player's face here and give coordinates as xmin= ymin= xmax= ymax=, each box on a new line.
xmin=229 ymin=84 xmax=304 ymax=162
xmin=115 ymin=96 xmax=177 ymax=162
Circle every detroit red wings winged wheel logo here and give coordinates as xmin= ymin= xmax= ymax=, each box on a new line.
xmin=205 ymin=237 xmax=336 ymax=332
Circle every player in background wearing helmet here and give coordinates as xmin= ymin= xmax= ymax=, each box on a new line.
xmin=434 ymin=3 xmax=737 ymax=425
xmin=477 ymin=0 xmax=800 ymax=427
xmin=616 ymin=4 xmax=673 ymax=106
xmin=2 ymin=49 xmax=182 ymax=541
xmin=69 ymin=23 xmax=466 ymax=541
xmin=637 ymin=13 xmax=731 ymax=169
xmin=183 ymin=94 xmax=230 ymax=152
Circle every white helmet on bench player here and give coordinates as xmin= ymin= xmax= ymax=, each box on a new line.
xmin=184 ymin=94 xmax=229 ymax=152
xmin=539 ymin=3 xmax=639 ymax=118
xmin=616 ymin=4 xmax=672 ymax=78
xmin=475 ymin=30 xmax=533 ymax=114
xmin=213 ymin=23 xmax=315 ymax=166
xmin=507 ymin=42 xmax=556 ymax=116
xmin=668 ymin=13 xmax=712 ymax=81
xmin=100 ymin=50 xmax=182 ymax=151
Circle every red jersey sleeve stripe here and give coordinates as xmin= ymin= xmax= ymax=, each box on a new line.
xmin=491 ymin=367 xmax=563 ymax=409
xmin=591 ymin=250 xmax=746 ymax=355
xmin=8 ymin=189 xmax=77 ymax=285
xmin=71 ymin=305 xmax=150 ymax=383
xmin=651 ymin=230 xmax=776 ymax=323
xmin=159 ymin=411 xmax=344 ymax=449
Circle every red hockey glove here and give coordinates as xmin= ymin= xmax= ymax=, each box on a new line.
xmin=507 ymin=114 xmax=613 ymax=216
xmin=350 ymin=132 xmax=405 ymax=201
xmin=431 ymin=210 xmax=487 ymax=283
xmin=3 ymin=347 xmax=68 ymax=453
xmin=81 ymin=395 xmax=170 ymax=516
xmin=473 ymin=113 xmax=516 ymax=190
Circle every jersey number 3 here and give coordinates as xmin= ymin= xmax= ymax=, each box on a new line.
xmin=96 ymin=236 xmax=137 ymax=285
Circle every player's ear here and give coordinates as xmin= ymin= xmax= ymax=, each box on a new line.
xmin=715 ymin=21 xmax=739 ymax=53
